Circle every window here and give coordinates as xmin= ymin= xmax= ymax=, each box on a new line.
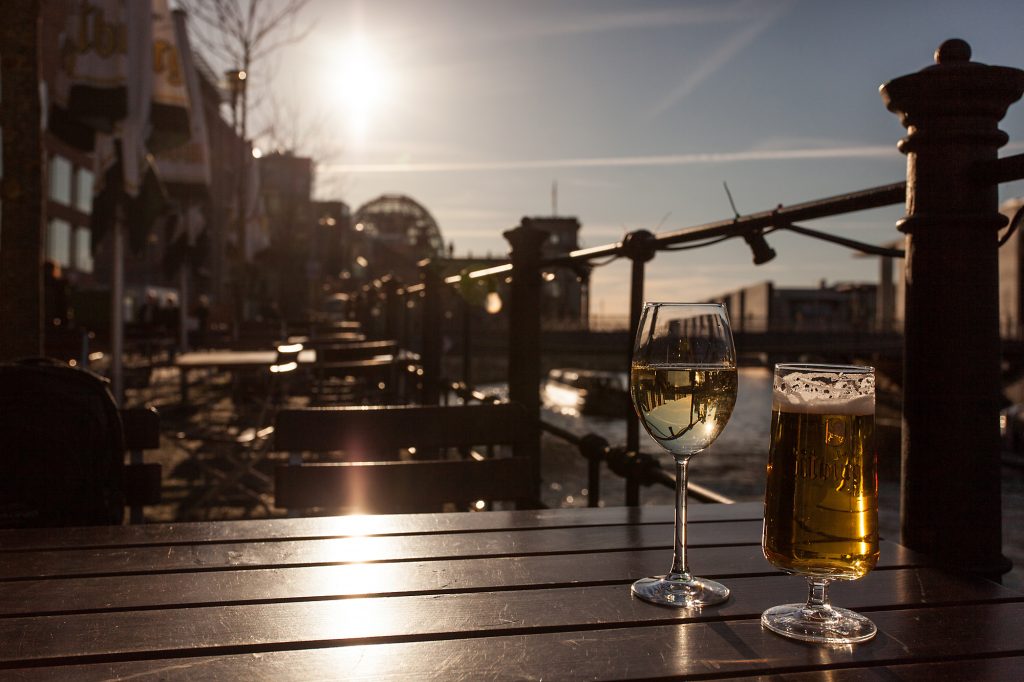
xmin=74 ymin=227 xmax=94 ymax=273
xmin=49 ymin=155 xmax=72 ymax=205
xmin=75 ymin=167 xmax=94 ymax=214
xmin=47 ymin=218 xmax=72 ymax=266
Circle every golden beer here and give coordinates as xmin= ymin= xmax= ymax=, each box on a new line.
xmin=762 ymin=400 xmax=879 ymax=579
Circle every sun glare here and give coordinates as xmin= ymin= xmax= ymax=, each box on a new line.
xmin=324 ymin=35 xmax=393 ymax=141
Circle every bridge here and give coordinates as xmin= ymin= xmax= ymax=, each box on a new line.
xmin=732 ymin=329 xmax=904 ymax=363
xmin=459 ymin=328 xmax=906 ymax=377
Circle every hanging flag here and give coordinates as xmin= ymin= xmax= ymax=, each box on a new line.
xmin=154 ymin=8 xmax=212 ymax=188
xmin=148 ymin=0 xmax=192 ymax=154
xmin=49 ymin=0 xmax=130 ymax=150
xmin=163 ymin=202 xmax=207 ymax=277
xmin=88 ymin=0 xmax=173 ymax=254
xmin=245 ymin=153 xmax=271 ymax=262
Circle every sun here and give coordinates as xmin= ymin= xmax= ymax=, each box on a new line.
xmin=323 ymin=34 xmax=393 ymax=141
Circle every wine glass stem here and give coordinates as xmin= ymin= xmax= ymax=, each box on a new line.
xmin=669 ymin=456 xmax=691 ymax=579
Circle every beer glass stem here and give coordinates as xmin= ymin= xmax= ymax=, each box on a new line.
xmin=669 ymin=456 xmax=691 ymax=580
xmin=806 ymin=577 xmax=833 ymax=612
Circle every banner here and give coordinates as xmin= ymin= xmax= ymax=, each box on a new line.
xmin=89 ymin=0 xmax=170 ymax=253
xmin=49 ymin=0 xmax=130 ymax=150
xmin=164 ymin=202 xmax=207 ymax=277
xmin=154 ymin=8 xmax=212 ymax=188
xmin=246 ymin=153 xmax=270 ymax=262
xmin=148 ymin=0 xmax=192 ymax=154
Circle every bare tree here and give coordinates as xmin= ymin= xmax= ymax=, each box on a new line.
xmin=178 ymin=0 xmax=315 ymax=145
xmin=176 ymin=0 xmax=315 ymax=182
xmin=177 ymin=0 xmax=314 ymax=323
xmin=257 ymin=91 xmax=342 ymax=161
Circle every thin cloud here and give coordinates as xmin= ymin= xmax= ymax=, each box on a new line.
xmin=468 ymin=2 xmax=768 ymax=44
xmin=320 ymin=144 xmax=897 ymax=174
xmin=644 ymin=0 xmax=796 ymax=121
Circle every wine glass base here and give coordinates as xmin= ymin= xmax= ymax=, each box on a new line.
xmin=761 ymin=603 xmax=877 ymax=644
xmin=631 ymin=574 xmax=730 ymax=608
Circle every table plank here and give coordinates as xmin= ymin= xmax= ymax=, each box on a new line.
xmin=0 ymin=543 xmax=925 ymax=616
xmin=718 ymin=657 xmax=1024 ymax=681
xmin=0 ymin=521 xmax=767 ymax=579
xmin=0 ymin=503 xmax=764 ymax=551
xmin=5 ymin=602 xmax=1023 ymax=678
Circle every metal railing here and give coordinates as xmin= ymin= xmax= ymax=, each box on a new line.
xmin=361 ymin=40 xmax=1024 ymax=580
xmin=445 ymin=380 xmax=734 ymax=507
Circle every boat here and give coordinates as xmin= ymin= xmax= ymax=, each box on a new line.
xmin=543 ymin=368 xmax=631 ymax=418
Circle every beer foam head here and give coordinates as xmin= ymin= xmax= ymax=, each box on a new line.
xmin=773 ymin=365 xmax=874 ymax=415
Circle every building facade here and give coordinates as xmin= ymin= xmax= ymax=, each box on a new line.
xmin=714 ymin=280 xmax=877 ymax=333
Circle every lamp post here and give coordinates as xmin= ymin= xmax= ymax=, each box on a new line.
xmin=225 ymin=69 xmax=248 ymax=330
xmin=316 ymin=212 xmax=338 ymax=312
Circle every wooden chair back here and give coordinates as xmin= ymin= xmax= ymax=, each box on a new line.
xmin=310 ymin=339 xmax=406 ymax=404
xmin=120 ymin=407 xmax=162 ymax=523
xmin=0 ymin=359 xmax=125 ymax=527
xmin=273 ymin=403 xmax=539 ymax=514
xmin=314 ymin=339 xmax=398 ymax=363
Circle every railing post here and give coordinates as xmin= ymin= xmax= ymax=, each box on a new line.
xmin=461 ymin=296 xmax=473 ymax=390
xmin=382 ymin=276 xmax=403 ymax=342
xmin=621 ymin=230 xmax=658 ymax=505
xmin=419 ymin=260 xmax=443 ymax=405
xmin=505 ymin=220 xmax=549 ymax=506
xmin=881 ymin=39 xmax=1024 ymax=579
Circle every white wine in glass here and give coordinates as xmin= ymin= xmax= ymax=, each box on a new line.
xmin=629 ymin=302 xmax=738 ymax=607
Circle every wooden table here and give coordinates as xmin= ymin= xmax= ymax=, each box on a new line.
xmin=2 ymin=502 xmax=1022 ymax=679
xmin=173 ymin=349 xmax=317 ymax=405
xmin=173 ymin=350 xmax=416 ymax=405
xmin=175 ymin=349 xmax=319 ymax=371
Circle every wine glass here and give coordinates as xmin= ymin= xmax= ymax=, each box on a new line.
xmin=629 ymin=302 xmax=738 ymax=607
xmin=761 ymin=363 xmax=879 ymax=644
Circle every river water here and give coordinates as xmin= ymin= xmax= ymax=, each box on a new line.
xmin=535 ymin=366 xmax=773 ymax=508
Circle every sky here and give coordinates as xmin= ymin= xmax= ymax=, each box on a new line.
xmin=229 ymin=0 xmax=1024 ymax=318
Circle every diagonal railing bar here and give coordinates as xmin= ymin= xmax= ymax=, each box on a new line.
xmin=778 ymin=222 xmax=906 ymax=257
xmin=974 ymin=152 xmax=1024 ymax=186
xmin=431 ymin=148 xmax=1024 ymax=284
xmin=545 ymin=181 xmax=908 ymax=267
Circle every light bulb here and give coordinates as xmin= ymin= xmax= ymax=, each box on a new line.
xmin=485 ymin=290 xmax=503 ymax=314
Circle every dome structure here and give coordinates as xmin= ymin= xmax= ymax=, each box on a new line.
xmin=352 ymin=194 xmax=445 ymax=261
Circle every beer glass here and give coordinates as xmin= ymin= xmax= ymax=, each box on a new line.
xmin=630 ymin=303 xmax=738 ymax=607
xmin=761 ymin=364 xmax=878 ymax=643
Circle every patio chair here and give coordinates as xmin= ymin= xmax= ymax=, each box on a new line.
xmin=0 ymin=358 xmax=125 ymax=527
xmin=121 ymin=406 xmax=162 ymax=524
xmin=273 ymin=402 xmax=540 ymax=514
xmin=309 ymin=339 xmax=403 ymax=404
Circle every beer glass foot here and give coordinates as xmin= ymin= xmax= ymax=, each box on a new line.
xmin=761 ymin=603 xmax=877 ymax=644
xmin=631 ymin=574 xmax=730 ymax=608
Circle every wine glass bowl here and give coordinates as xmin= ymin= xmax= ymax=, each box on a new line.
xmin=761 ymin=363 xmax=878 ymax=644
xmin=629 ymin=302 xmax=738 ymax=607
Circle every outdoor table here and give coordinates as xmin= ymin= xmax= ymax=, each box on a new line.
xmin=1 ymin=502 xmax=1021 ymax=679
xmin=173 ymin=349 xmax=416 ymax=405
xmin=174 ymin=349 xmax=318 ymax=405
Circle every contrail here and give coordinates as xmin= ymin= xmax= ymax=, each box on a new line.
xmin=645 ymin=0 xmax=797 ymax=121
xmin=319 ymin=145 xmax=897 ymax=174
